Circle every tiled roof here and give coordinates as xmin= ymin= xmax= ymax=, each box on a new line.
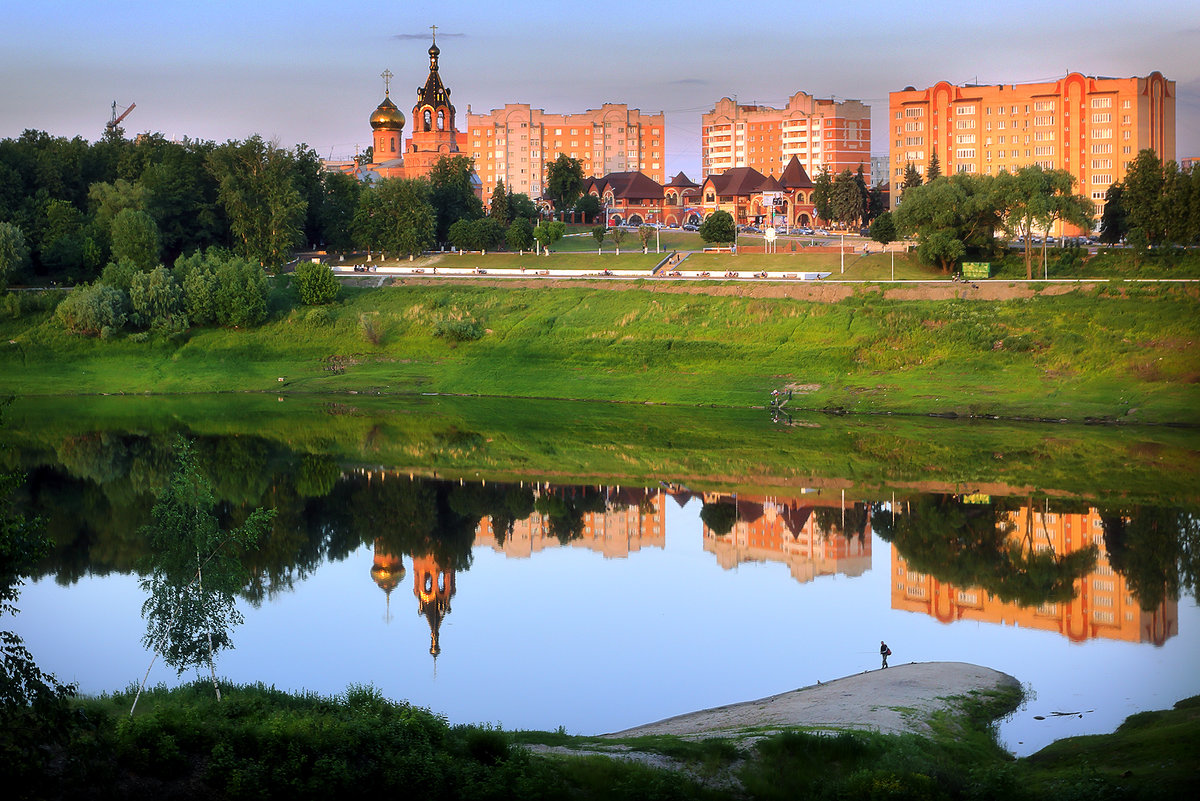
xmin=705 ymin=166 xmax=769 ymax=197
xmin=664 ymin=171 xmax=699 ymax=188
xmin=591 ymin=171 xmax=664 ymax=200
xmin=779 ymin=157 xmax=814 ymax=189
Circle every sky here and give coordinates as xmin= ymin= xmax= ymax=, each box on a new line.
xmin=3 ymin=0 xmax=1198 ymax=181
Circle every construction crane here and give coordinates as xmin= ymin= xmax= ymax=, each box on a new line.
xmin=107 ymin=101 xmax=136 ymax=131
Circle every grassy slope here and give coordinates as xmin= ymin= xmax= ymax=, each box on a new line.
xmin=2 ymin=282 xmax=1197 ymax=424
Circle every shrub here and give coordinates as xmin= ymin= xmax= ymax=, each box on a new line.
xmin=433 ymin=319 xmax=483 ymax=342
xmin=214 ymin=258 xmax=268 ymax=327
xmin=129 ymin=266 xmax=185 ymax=331
xmin=294 ymin=261 xmax=341 ymax=305
xmin=55 ymin=283 xmax=128 ymax=336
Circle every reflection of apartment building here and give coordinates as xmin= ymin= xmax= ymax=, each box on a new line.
xmin=891 ymin=506 xmax=1178 ymax=644
xmin=702 ymin=93 xmax=871 ymax=181
xmin=466 ymin=104 xmax=666 ymax=202
xmin=888 ymin=72 xmax=1175 ymax=213
xmin=474 ymin=488 xmax=666 ymax=559
xmin=701 ymin=494 xmax=871 ymax=584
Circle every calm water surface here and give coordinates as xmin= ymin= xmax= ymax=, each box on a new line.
xmin=11 ymin=460 xmax=1198 ymax=757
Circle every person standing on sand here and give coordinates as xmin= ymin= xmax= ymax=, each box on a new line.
xmin=880 ymin=641 xmax=891 ymax=669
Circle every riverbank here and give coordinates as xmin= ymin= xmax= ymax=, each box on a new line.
xmin=603 ymin=661 xmax=1021 ymax=741
xmin=3 ymin=281 xmax=1198 ymax=423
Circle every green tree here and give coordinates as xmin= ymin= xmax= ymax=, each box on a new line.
xmin=609 ymin=226 xmax=627 ymax=255
xmin=0 ymin=221 xmax=30 ymax=289
xmin=128 ymin=265 xmax=184 ymax=331
xmin=831 ymin=169 xmax=865 ymax=229
xmin=902 ymin=162 xmax=923 ymax=200
xmin=574 ymin=192 xmax=602 ymax=223
xmin=698 ymin=209 xmax=735 ymax=245
xmin=214 ymin=257 xmax=268 ymax=327
xmin=894 ymin=174 xmax=1003 ymax=272
xmin=136 ymin=438 xmax=274 ymax=707
xmin=427 ymin=155 xmax=483 ymax=245
xmin=489 ymin=179 xmax=509 ymax=226
xmin=139 ymin=139 xmax=223 ymax=261
xmin=354 ymin=178 xmax=436 ymax=258
xmin=591 ymin=225 xmax=607 ymax=253
xmin=544 ymin=153 xmax=584 ymax=211
xmin=638 ymin=225 xmax=654 ymax=252
xmin=869 ymin=211 xmax=896 ymax=245
xmin=1098 ymin=182 xmax=1128 ymax=244
xmin=926 ymin=149 xmax=941 ymax=182
xmin=1122 ymin=149 xmax=1167 ymax=247
xmin=505 ymin=217 xmax=534 ymax=252
xmin=319 ymin=171 xmax=362 ymax=252
xmin=294 ymin=261 xmax=341 ymax=305
xmin=447 ymin=218 xmax=475 ymax=251
xmin=811 ymin=166 xmax=833 ymax=224
xmin=207 ymin=136 xmax=306 ymax=272
xmin=54 ymin=282 xmax=128 ymax=336
xmin=507 ymin=192 xmax=538 ymax=221
xmin=110 ymin=207 xmax=160 ymax=272
xmin=533 ymin=220 xmax=566 ymax=253
xmin=471 ymin=217 xmax=506 ymax=252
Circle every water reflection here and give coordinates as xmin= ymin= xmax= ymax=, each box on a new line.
xmin=888 ymin=500 xmax=1177 ymax=645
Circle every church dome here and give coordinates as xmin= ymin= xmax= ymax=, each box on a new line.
xmin=370 ymin=96 xmax=405 ymax=130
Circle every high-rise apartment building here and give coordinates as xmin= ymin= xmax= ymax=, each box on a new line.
xmin=701 ymin=92 xmax=871 ymax=180
xmin=465 ymin=103 xmax=666 ymax=202
xmin=888 ymin=72 xmax=1175 ymax=211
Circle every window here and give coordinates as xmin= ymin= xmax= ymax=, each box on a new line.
xmin=904 ymin=121 xmax=924 ymax=132
xmin=1092 ymin=113 xmax=1112 ymax=124
xmin=1035 ymin=131 xmax=1052 ymax=141
xmin=1092 ymin=143 xmax=1113 ymax=154
xmin=955 ymin=148 xmax=975 ymax=159
xmin=1093 ymin=128 xmax=1113 ymax=139
xmin=1034 ymin=116 xmax=1054 ymax=126
xmin=1122 ymin=99 xmax=1132 ymax=109
xmin=956 ymin=163 xmax=976 ymax=173
xmin=904 ymin=107 xmax=924 ymax=118
xmin=1034 ymin=100 xmax=1055 ymax=111
xmin=956 ymin=134 xmax=976 ymax=144
xmin=956 ymin=119 xmax=976 ymax=130
xmin=1092 ymin=159 xmax=1113 ymax=169
xmin=1091 ymin=97 xmax=1112 ymax=108
xmin=905 ymin=136 xmax=924 ymax=146
xmin=1123 ymin=145 xmax=1132 ymax=154
xmin=956 ymin=104 xmax=976 ymax=115
xmin=1035 ymin=146 xmax=1054 ymax=156
xmin=1123 ymin=130 xmax=1131 ymax=140
xmin=1092 ymin=174 xmax=1113 ymax=184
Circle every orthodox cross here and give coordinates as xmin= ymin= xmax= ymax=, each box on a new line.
xmin=430 ymin=24 xmax=437 ymax=43
xmin=380 ymin=68 xmax=393 ymax=96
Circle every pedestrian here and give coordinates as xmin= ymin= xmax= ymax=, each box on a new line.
xmin=880 ymin=640 xmax=891 ymax=669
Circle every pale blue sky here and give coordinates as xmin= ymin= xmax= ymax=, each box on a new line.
xmin=3 ymin=0 xmax=1197 ymax=178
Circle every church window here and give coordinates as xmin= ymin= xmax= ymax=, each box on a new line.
xmin=424 ymin=109 xmax=432 ymax=131
xmin=390 ymin=137 xmax=395 ymax=152
xmin=437 ymin=110 xmax=445 ymax=130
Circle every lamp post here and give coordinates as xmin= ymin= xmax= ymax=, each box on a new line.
xmin=840 ymin=232 xmax=845 ymax=274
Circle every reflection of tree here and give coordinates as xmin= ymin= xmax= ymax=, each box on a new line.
xmin=447 ymin=483 xmax=534 ymax=548
xmin=534 ymin=486 xmax=607 ymax=543
xmin=814 ymin=503 xmax=871 ymax=543
xmin=137 ymin=439 xmax=274 ymax=706
xmin=873 ymin=494 xmax=1098 ymax=607
xmin=699 ymin=500 xmax=738 ymax=536
xmin=1101 ymin=506 xmax=1200 ymax=611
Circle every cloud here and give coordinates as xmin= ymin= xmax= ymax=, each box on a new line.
xmin=669 ymin=78 xmax=709 ymax=86
xmin=392 ymin=32 xmax=465 ymax=40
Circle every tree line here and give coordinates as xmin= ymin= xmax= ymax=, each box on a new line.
xmin=0 ymin=128 xmax=545 ymax=292
xmin=878 ymin=150 xmax=1200 ymax=275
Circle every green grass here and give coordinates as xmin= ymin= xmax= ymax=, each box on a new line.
xmin=3 ymin=282 xmax=1198 ymax=427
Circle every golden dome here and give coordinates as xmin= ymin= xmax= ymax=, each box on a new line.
xmin=370 ymin=96 xmax=405 ymax=130
xmin=371 ymin=561 xmax=406 ymax=594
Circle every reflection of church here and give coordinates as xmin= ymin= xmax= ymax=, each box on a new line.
xmin=370 ymin=540 xmax=457 ymax=660
xmin=891 ymin=505 xmax=1178 ymax=645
